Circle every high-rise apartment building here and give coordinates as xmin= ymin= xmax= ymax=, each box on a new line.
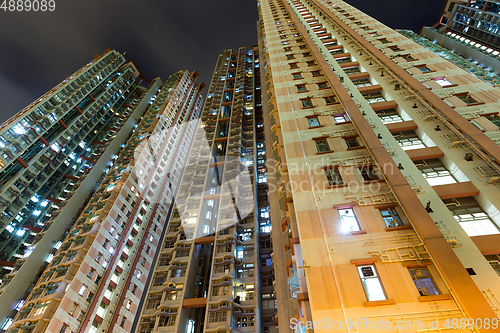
xmin=0 ymin=49 xmax=161 ymax=328
xmin=135 ymin=46 xmax=278 ymax=333
xmin=416 ymin=0 xmax=500 ymax=84
xmin=2 ymin=53 xmax=205 ymax=332
xmin=257 ymin=0 xmax=500 ymax=331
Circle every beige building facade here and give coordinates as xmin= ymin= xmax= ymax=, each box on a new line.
xmin=258 ymin=0 xmax=500 ymax=331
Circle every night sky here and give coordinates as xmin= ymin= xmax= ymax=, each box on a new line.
xmin=0 ymin=0 xmax=444 ymax=124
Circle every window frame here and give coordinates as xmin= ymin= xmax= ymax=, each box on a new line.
xmin=307 ymin=116 xmax=321 ymax=128
xmin=338 ymin=208 xmax=361 ymax=232
xmin=408 ymin=267 xmax=440 ymax=297
xmin=296 ymin=84 xmax=307 ymax=92
xmin=325 ymin=167 xmax=343 ymax=186
xmin=301 ymin=98 xmax=313 ymax=108
xmin=357 ymin=264 xmax=388 ymax=302
xmin=314 ymin=138 xmax=331 ymax=153
xmin=379 ymin=206 xmax=404 ymax=228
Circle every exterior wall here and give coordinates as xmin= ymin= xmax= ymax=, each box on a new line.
xmin=258 ymin=0 xmax=500 ymax=331
xmin=5 ymin=70 xmax=204 ymax=333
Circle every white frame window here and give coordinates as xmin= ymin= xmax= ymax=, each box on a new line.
xmin=338 ymin=208 xmax=361 ymax=233
xmin=357 ymin=265 xmax=387 ymax=301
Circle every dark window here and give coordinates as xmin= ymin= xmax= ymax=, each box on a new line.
xmin=457 ymin=93 xmax=479 ymax=105
xmin=361 ymin=167 xmax=379 ymax=181
xmin=286 ymin=54 xmax=295 ymax=60
xmin=389 ymin=45 xmax=403 ymax=52
xmin=311 ymin=70 xmax=321 ymax=77
xmin=488 ymin=114 xmax=500 ymax=127
xmin=297 ymin=84 xmax=307 ymax=92
xmin=292 ymin=73 xmax=302 ymax=79
xmin=317 ymin=82 xmax=328 ymax=89
xmin=345 ymin=138 xmax=360 ymax=148
xmin=315 ymin=139 xmax=330 ymax=152
xmin=301 ymin=99 xmax=313 ymax=108
xmin=402 ymin=54 xmax=416 ymax=61
xmin=417 ymin=64 xmax=432 ymax=73
xmin=325 ymin=169 xmax=343 ymax=186
xmin=290 ymin=63 xmax=299 ymax=69
xmin=324 ymin=96 xmax=337 ymax=104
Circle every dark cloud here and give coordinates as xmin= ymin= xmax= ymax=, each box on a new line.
xmin=0 ymin=0 xmax=444 ymax=124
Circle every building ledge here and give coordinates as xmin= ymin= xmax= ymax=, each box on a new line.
xmin=349 ymin=229 xmax=367 ymax=235
xmin=350 ymin=257 xmax=377 ymax=265
xmin=297 ymin=292 xmax=309 ymax=301
xmin=385 ymin=225 xmax=412 ymax=231
xmin=418 ymin=294 xmax=452 ymax=302
xmin=364 ymin=299 xmax=396 ymax=307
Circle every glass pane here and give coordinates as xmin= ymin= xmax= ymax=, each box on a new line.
xmin=339 ymin=209 xmax=360 ymax=232
xmin=460 ymin=219 xmax=500 ymax=236
xmin=362 ymin=277 xmax=386 ymax=301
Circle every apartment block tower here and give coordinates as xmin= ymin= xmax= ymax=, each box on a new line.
xmin=413 ymin=0 xmax=500 ymax=86
xmin=0 ymin=49 xmax=163 ymax=328
xmin=257 ymin=0 xmax=500 ymax=332
xmin=135 ymin=46 xmax=278 ymax=333
xmin=3 ymin=59 xmax=205 ymax=331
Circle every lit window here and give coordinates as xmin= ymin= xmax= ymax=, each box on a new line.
xmin=338 ymin=208 xmax=360 ymax=233
xmin=357 ymin=265 xmax=387 ymax=301
xmin=380 ymin=208 xmax=403 ymax=227
xmin=408 ymin=267 xmax=439 ymax=296
xmin=396 ymin=134 xmax=426 ymax=150
xmin=334 ymin=115 xmax=348 ymax=123
xmin=308 ymin=117 xmax=320 ymax=127
xmin=434 ymin=78 xmax=453 ymax=87
xmin=78 ymin=285 xmax=86 ymax=296
xmin=420 ymin=166 xmax=457 ymax=186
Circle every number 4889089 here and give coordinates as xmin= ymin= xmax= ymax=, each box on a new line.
xmin=1 ymin=0 xmax=56 ymax=11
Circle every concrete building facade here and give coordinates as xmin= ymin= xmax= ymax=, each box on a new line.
xmin=4 ymin=63 xmax=204 ymax=332
xmin=257 ymin=0 xmax=500 ymax=331
xmin=0 ymin=49 xmax=161 ymax=329
xmin=135 ymin=46 xmax=279 ymax=333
